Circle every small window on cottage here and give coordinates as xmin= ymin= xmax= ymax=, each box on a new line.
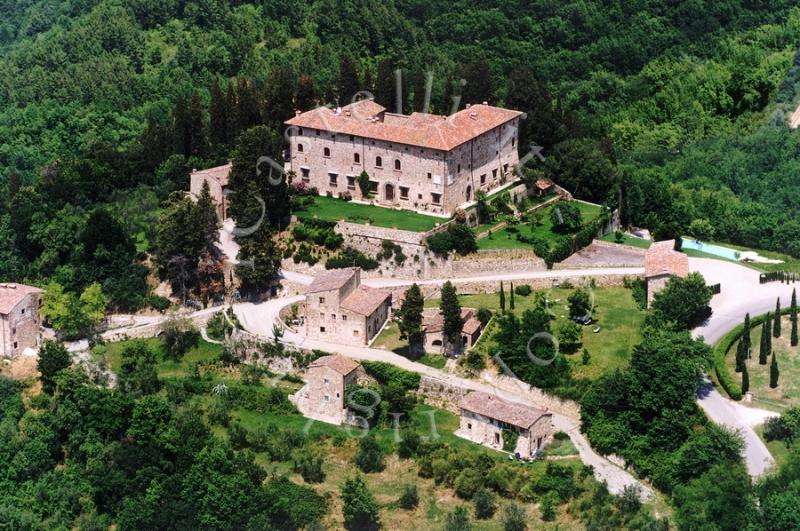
xmin=431 ymin=193 xmax=441 ymax=205
xmin=512 ymin=137 xmax=516 ymax=147
xmin=494 ymin=433 xmax=500 ymax=445
xmin=323 ymin=378 xmax=329 ymax=384
xmin=316 ymin=130 xmax=320 ymax=136
xmin=342 ymin=315 xmax=347 ymax=321
xmin=467 ymin=423 xmax=472 ymax=430
xmin=320 ymin=326 xmax=326 ymax=332
xmin=503 ymin=163 xmax=509 ymax=173
xmin=297 ymin=143 xmax=304 ymax=152
xmin=21 ymin=309 xmax=24 ymax=315
xmin=301 ymin=168 xmax=310 ymax=181
xmin=11 ymin=328 xmax=16 ymax=335
xmin=457 ymin=164 xmax=461 ymax=173
xmin=376 ymin=156 xmax=383 ymax=167
xmin=331 ymin=314 xmax=336 ymax=320
xmin=427 ymin=172 xmax=432 ymax=179
xmin=336 ymin=392 xmax=340 ymax=398
xmin=399 ymin=186 xmax=409 ymax=200
xmin=324 ymin=395 xmax=329 ymax=401
xmin=13 ymin=342 xmax=17 ymax=349
xmin=395 ymin=159 xmax=401 ymax=170
xmin=354 ymin=153 xmax=360 ymax=163
xmin=298 ymin=128 xmax=303 ymax=135
xmin=347 ymin=176 xmax=355 ymax=190
xmin=319 ymin=297 xmax=325 ymax=303
xmin=492 ymin=168 xmax=498 ymax=178
xmin=480 ymin=174 xmax=486 ymax=184
xmin=418 ymin=193 xmax=423 ymax=199
xmin=323 ymin=147 xmax=331 ymax=157
xmin=329 ymin=173 xmax=338 ymax=186
xmin=353 ymin=330 xmax=359 ymax=336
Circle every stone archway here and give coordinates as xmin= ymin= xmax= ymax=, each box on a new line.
xmin=385 ymin=183 xmax=395 ymax=201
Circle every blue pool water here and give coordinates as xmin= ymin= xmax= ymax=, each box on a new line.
xmin=681 ymin=238 xmax=741 ymax=261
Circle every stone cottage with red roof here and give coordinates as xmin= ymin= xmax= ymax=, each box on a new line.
xmin=421 ymin=307 xmax=483 ymax=354
xmin=285 ymin=99 xmax=522 ymax=215
xmin=0 ymin=283 xmax=43 ymax=357
xmin=456 ymin=391 xmax=553 ymax=458
xmin=304 ymin=267 xmax=391 ymax=346
xmin=290 ymin=354 xmax=361 ymax=425
xmin=644 ymin=240 xmax=690 ymax=307
xmin=189 ymin=162 xmax=231 ymax=220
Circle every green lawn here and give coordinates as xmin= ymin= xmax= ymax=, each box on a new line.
xmin=598 ymin=232 xmax=652 ymax=249
xmin=99 ymin=337 xmax=225 ymax=378
xmin=477 ymin=200 xmax=602 ymax=250
xmin=371 ymin=322 xmax=448 ymax=368
xmin=424 ymin=286 xmax=645 ymax=380
xmin=295 ymin=195 xmax=441 ymax=232
xmin=725 ymin=315 xmax=800 ymax=411
xmin=685 ymin=240 xmax=800 ymax=273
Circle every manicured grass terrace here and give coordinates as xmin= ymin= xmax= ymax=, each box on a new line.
xmin=295 ymin=195 xmax=442 ymax=232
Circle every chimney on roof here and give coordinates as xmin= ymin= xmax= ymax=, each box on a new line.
xmin=466 ymin=103 xmax=471 ymax=109
xmin=469 ymin=112 xmax=478 ymax=120
xmin=345 ymin=110 xmax=351 ymax=117
xmin=482 ymin=101 xmax=488 ymax=105
xmin=295 ymin=110 xmax=301 ymax=116
xmin=335 ymin=107 xmax=341 ymax=115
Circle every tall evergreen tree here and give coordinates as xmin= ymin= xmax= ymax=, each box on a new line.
xmin=139 ymin=111 xmax=171 ymax=171
xmin=341 ymin=475 xmax=380 ymax=531
xmin=263 ymin=65 xmax=296 ymax=129
xmin=296 ymin=74 xmax=317 ymax=111
xmin=759 ymin=314 xmax=770 ymax=365
xmin=510 ymin=282 xmax=515 ymax=310
xmin=197 ymin=180 xmax=220 ymax=252
xmin=234 ymin=78 xmax=261 ymax=134
xmin=172 ymin=95 xmax=191 ymax=156
xmin=499 ymin=281 xmax=506 ymax=313
xmin=374 ymin=58 xmax=395 ymax=110
xmin=735 ymin=339 xmax=745 ymax=373
xmin=440 ymin=281 xmax=464 ymax=353
xmin=743 ymin=313 xmax=752 ymax=357
xmin=7 ymin=168 xmax=21 ymax=199
xmin=770 ymin=351 xmax=779 ymax=389
xmin=774 ymin=298 xmax=781 ymax=338
xmin=398 ymin=284 xmax=424 ymax=358
xmin=188 ymin=90 xmax=207 ymax=157
xmin=412 ymin=69 xmax=429 ymax=112
xmin=37 ymin=340 xmax=72 ymax=394
xmin=461 ymin=60 xmax=493 ymax=105
xmin=225 ymin=79 xmax=239 ymax=141
xmin=337 ymin=55 xmax=360 ymax=104
xmin=792 ymin=288 xmax=798 ymax=347
xmin=505 ymin=66 xmax=567 ymax=151
xmin=741 ymin=362 xmax=749 ymax=394
xmin=209 ymin=78 xmax=229 ymax=149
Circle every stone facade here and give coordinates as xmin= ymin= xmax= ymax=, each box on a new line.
xmin=0 ymin=283 xmax=43 ymax=357
xmin=644 ymin=239 xmax=689 ymax=307
xmin=455 ymin=391 xmax=553 ymax=458
xmin=189 ymin=163 xmax=231 ymax=220
xmin=286 ymin=101 xmax=522 ymax=215
xmin=304 ymin=268 xmax=391 ymax=346
xmin=290 ymin=354 xmax=360 ymax=425
xmin=421 ymin=307 xmax=483 ymax=354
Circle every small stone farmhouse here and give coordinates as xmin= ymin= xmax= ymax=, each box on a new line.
xmin=644 ymin=239 xmax=689 ymax=307
xmin=285 ymin=99 xmax=522 ymax=215
xmin=305 ymin=268 xmax=391 ymax=346
xmin=189 ymin=162 xmax=231 ymax=220
xmin=456 ymin=391 xmax=553 ymax=458
xmin=0 ymin=283 xmax=43 ymax=357
xmin=290 ymin=354 xmax=361 ymax=425
xmin=421 ymin=307 xmax=483 ymax=354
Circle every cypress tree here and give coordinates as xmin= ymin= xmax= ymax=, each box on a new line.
xmin=398 ymin=284 xmax=424 ymax=358
xmin=337 ymin=55 xmax=360 ymax=104
xmin=792 ymin=289 xmax=798 ymax=347
xmin=209 ymin=78 xmax=228 ymax=149
xmin=374 ymin=58 xmax=396 ymax=110
xmin=188 ymin=90 xmax=207 ymax=157
xmin=510 ymin=282 xmax=515 ymax=310
xmin=225 ymin=79 xmax=239 ymax=141
xmin=743 ymin=313 xmax=752 ymax=357
xmin=499 ymin=281 xmax=505 ymax=313
xmin=742 ymin=362 xmax=750 ymax=394
xmin=440 ymin=281 xmax=464 ymax=354
xmin=770 ymin=351 xmax=779 ymax=389
xmin=759 ymin=314 xmax=770 ymax=365
xmin=735 ymin=340 xmax=745 ymax=373
xmin=774 ymin=298 xmax=782 ymax=338
xmin=172 ymin=95 xmax=190 ymax=155
xmin=296 ymin=74 xmax=317 ymax=111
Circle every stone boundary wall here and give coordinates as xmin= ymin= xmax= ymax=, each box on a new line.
xmin=101 ymin=311 xmax=217 ymax=342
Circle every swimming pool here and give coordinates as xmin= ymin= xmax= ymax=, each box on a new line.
xmin=681 ymin=238 xmax=741 ymax=261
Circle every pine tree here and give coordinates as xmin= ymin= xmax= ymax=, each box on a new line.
xmin=209 ymin=78 xmax=229 ymax=149
xmin=188 ymin=90 xmax=207 ymax=157
xmin=774 ymin=298 xmax=782 ymax=338
xmin=743 ymin=313 xmax=752 ymax=357
xmin=499 ymin=281 xmax=506 ymax=313
xmin=510 ymin=282 xmax=515 ymax=310
xmin=296 ymin=74 xmax=317 ymax=111
xmin=440 ymin=281 xmax=464 ymax=353
xmin=398 ymin=284 xmax=424 ymax=358
xmin=197 ymin=180 xmax=220 ymax=250
xmin=337 ymin=55 xmax=360 ymax=104
xmin=741 ymin=362 xmax=749 ymax=394
xmin=759 ymin=314 xmax=770 ymax=365
xmin=172 ymin=95 xmax=190 ymax=155
xmin=770 ymin=351 xmax=780 ymax=389
xmin=792 ymin=288 xmax=798 ymax=347
xmin=735 ymin=339 xmax=745 ymax=373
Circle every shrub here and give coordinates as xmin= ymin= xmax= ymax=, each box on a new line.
xmin=361 ymin=361 xmax=420 ymax=390
xmin=160 ymin=318 xmax=200 ymax=360
xmin=293 ymin=451 xmax=326 ymax=483
xmin=501 ymin=503 xmax=527 ymax=531
xmin=502 ymin=428 xmax=520 ymax=453
xmin=355 ymin=434 xmax=385 ymax=473
xmin=293 ymin=243 xmax=318 ymax=265
xmin=540 ymin=491 xmax=558 ymax=521
xmin=550 ymin=202 xmax=582 ymax=233
xmin=477 ymin=307 xmax=492 ymax=326
xmin=398 ymin=484 xmax=419 ymax=509
xmin=444 ymin=506 xmax=471 ymax=531
xmin=146 ymin=295 xmax=171 ymax=312
xmin=427 ymin=223 xmax=477 ymax=256
xmin=473 ymin=488 xmax=497 ymax=519
xmin=326 ymin=247 xmax=378 ymax=270
xmin=455 ymin=468 xmax=485 ymax=499
xmin=397 ymin=430 xmax=421 ymax=458
xmin=513 ymin=284 xmax=532 ymax=296
xmin=464 ymin=350 xmax=486 ymax=371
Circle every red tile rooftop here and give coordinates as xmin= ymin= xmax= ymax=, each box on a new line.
xmin=308 ymin=354 xmax=360 ymax=375
xmin=644 ymin=239 xmax=689 ymax=278
xmin=0 ymin=283 xmax=42 ymax=315
xmin=460 ymin=391 xmax=550 ymax=430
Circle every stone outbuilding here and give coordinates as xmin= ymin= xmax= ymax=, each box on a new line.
xmin=455 ymin=391 xmax=553 ymax=458
xmin=0 ymin=283 xmax=43 ymax=357
xmin=290 ymin=354 xmax=361 ymax=425
xmin=421 ymin=307 xmax=483 ymax=354
xmin=189 ymin=162 xmax=231 ymax=220
xmin=644 ymin=239 xmax=689 ymax=307
xmin=305 ymin=268 xmax=391 ymax=346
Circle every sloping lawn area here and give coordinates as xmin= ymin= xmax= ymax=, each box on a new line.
xmin=295 ymin=195 xmax=441 ymax=232
xmin=99 ymin=337 xmax=224 ymax=378
xmin=424 ymin=286 xmax=645 ymax=380
xmin=599 ymin=232 xmax=652 ymax=249
xmin=477 ymin=200 xmax=602 ymax=250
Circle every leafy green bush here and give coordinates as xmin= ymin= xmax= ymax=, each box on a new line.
xmin=326 ymin=247 xmax=378 ymax=270
xmin=502 ymin=428 xmax=520 ymax=453
xmin=361 ymin=361 xmax=420 ymax=390
xmin=398 ymin=484 xmax=419 ymax=509
xmin=513 ymin=284 xmax=532 ymax=296
xmin=427 ymin=223 xmax=477 ymax=256
xmin=355 ymin=434 xmax=385 ymax=473
xmin=293 ymin=451 xmax=326 ymax=483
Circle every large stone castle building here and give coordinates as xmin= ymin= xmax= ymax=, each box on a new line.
xmin=285 ymin=100 xmax=522 ymax=215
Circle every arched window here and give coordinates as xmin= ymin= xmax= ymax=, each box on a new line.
xmin=376 ymin=156 xmax=383 ymax=167
xmin=323 ymin=147 xmax=330 ymax=157
xmin=297 ymin=143 xmax=304 ymax=152
xmin=395 ymin=159 xmax=401 ymax=170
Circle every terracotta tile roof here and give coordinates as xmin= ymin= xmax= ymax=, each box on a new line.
xmin=286 ymin=100 xmax=523 ymax=151
xmin=463 ymin=317 xmax=482 ymax=335
xmin=460 ymin=391 xmax=550 ymax=430
xmin=645 ymin=240 xmax=689 ymax=278
xmin=422 ymin=308 xmax=474 ymax=333
xmin=535 ymin=178 xmax=554 ymax=190
xmin=340 ymin=286 xmax=391 ymax=316
xmin=306 ymin=268 xmax=359 ymax=294
xmin=0 ymin=283 xmax=42 ymax=315
xmin=309 ymin=354 xmax=360 ymax=375
xmin=190 ymin=162 xmax=232 ymax=187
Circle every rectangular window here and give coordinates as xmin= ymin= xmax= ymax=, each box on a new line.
xmin=320 ymin=326 xmax=326 ymax=332
xmin=468 ymin=423 xmax=472 ymax=430
xmin=354 ymin=153 xmax=360 ymax=163
xmin=480 ymin=174 xmax=486 ymax=184
xmin=342 ymin=315 xmax=347 ymax=321
xmin=427 ymin=172 xmax=432 ymax=179
xmin=447 ymin=174 xmax=454 ymax=185
xmin=349 ymin=135 xmax=354 ymax=141
xmin=369 ymin=181 xmax=378 ymax=194
xmin=332 ymin=314 xmax=336 ymax=320
xmin=494 ymin=433 xmax=500 ymax=445
xmin=13 ymin=342 xmax=17 ymax=349
xmin=493 ymin=168 xmax=498 ymax=178
xmin=319 ymin=297 xmax=325 ymax=303
xmin=347 ymin=176 xmax=355 ymax=190
xmin=431 ymin=193 xmax=441 ymax=205
xmin=399 ymin=186 xmax=409 ymax=200
xmin=329 ymin=173 xmax=338 ymax=186
xmin=324 ymin=395 xmax=329 ymax=401
xmin=301 ymin=168 xmax=310 ymax=181
xmin=503 ymin=163 xmax=509 ymax=173
xmin=353 ymin=330 xmax=359 ymax=336
xmin=323 ymin=378 xmax=329 ymax=384
xmin=21 ymin=309 xmax=24 ymax=314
